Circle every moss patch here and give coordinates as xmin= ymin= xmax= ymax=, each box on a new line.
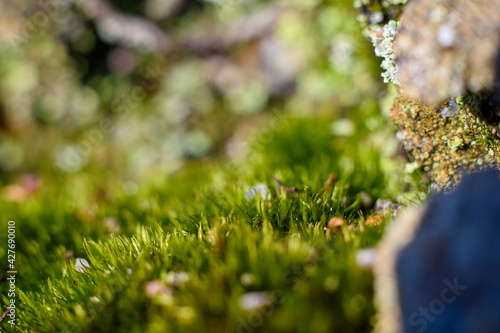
xmin=391 ymin=92 xmax=500 ymax=189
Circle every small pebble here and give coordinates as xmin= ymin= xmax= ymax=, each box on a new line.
xmin=239 ymin=292 xmax=273 ymax=311
xmin=75 ymin=258 xmax=90 ymax=273
xmin=374 ymin=199 xmax=399 ymax=218
xmin=356 ymin=248 xmax=377 ymax=269
xmin=439 ymin=99 xmax=459 ymax=118
xmin=327 ymin=217 xmax=344 ymax=229
xmin=244 ymin=183 xmax=269 ymax=201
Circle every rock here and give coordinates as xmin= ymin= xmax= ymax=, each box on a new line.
xmin=391 ymin=92 xmax=500 ymax=189
xmin=439 ymin=99 xmax=459 ymax=118
xmin=375 ymin=170 xmax=500 ymax=333
xmin=325 ymin=217 xmax=345 ymax=237
xmin=374 ymin=199 xmax=399 ymax=217
xmin=75 ymin=258 xmax=91 ymax=273
xmin=395 ymin=0 xmax=500 ymax=106
xmin=362 ymin=1 xmax=500 ymax=190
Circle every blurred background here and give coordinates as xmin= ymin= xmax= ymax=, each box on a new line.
xmin=0 ymin=0 xmax=397 ymax=187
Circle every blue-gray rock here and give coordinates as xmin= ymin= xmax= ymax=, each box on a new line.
xmin=375 ymin=170 xmax=500 ymax=333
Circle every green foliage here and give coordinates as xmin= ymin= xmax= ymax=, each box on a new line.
xmin=0 ymin=1 xmax=422 ymax=332
xmin=0 ymin=112 xmax=418 ymax=332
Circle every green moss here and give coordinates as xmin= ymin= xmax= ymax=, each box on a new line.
xmin=391 ymin=93 xmax=500 ymax=189
xmin=0 ymin=114 xmax=419 ymax=332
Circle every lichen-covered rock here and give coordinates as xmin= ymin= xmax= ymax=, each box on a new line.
xmin=359 ymin=0 xmax=500 ymax=190
xmin=375 ymin=170 xmax=500 ymax=333
xmin=395 ymin=0 xmax=500 ymax=106
xmin=361 ymin=0 xmax=500 ymax=106
xmin=391 ymin=93 xmax=500 ymax=189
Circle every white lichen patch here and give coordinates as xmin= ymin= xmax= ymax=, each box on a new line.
xmin=367 ymin=20 xmax=401 ymax=85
